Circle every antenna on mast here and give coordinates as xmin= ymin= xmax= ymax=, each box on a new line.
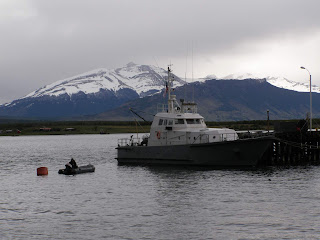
xmin=168 ymin=62 xmax=173 ymax=88
xmin=184 ymin=42 xmax=188 ymax=101
xmin=192 ymin=41 xmax=194 ymax=102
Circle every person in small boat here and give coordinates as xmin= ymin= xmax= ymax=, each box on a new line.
xmin=70 ymin=158 xmax=78 ymax=168
xmin=65 ymin=158 xmax=78 ymax=170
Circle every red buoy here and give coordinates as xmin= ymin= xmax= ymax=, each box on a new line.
xmin=37 ymin=167 xmax=48 ymax=176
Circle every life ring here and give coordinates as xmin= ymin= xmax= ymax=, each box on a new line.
xmin=156 ymin=131 xmax=161 ymax=139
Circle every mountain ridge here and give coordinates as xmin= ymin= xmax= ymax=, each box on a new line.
xmin=201 ymin=73 xmax=320 ymax=94
xmin=89 ymin=79 xmax=320 ymax=121
xmin=0 ymin=63 xmax=184 ymax=118
xmin=0 ymin=63 xmax=319 ymax=120
xmin=16 ymin=62 xmax=184 ymax=101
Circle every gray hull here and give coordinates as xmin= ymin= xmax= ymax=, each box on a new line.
xmin=116 ymin=137 xmax=273 ymax=167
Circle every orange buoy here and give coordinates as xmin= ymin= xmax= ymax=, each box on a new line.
xmin=37 ymin=167 xmax=48 ymax=176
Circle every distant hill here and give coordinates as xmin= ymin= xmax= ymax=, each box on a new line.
xmin=89 ymin=79 xmax=320 ymax=121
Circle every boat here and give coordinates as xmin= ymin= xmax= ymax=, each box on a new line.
xmin=58 ymin=164 xmax=95 ymax=175
xmin=116 ymin=66 xmax=273 ymax=167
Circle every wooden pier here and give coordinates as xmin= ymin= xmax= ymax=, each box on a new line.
xmin=258 ymin=123 xmax=320 ymax=166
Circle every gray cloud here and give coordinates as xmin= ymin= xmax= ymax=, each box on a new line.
xmin=0 ymin=0 xmax=320 ymax=103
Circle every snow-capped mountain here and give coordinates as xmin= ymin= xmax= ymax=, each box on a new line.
xmin=203 ymin=73 xmax=320 ymax=93
xmin=0 ymin=63 xmax=184 ymax=118
xmin=1 ymin=63 xmax=319 ymax=120
xmin=22 ymin=62 xmax=184 ymax=101
xmin=265 ymin=76 xmax=320 ymax=93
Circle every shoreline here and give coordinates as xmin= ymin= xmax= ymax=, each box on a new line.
xmin=0 ymin=119 xmax=306 ymax=136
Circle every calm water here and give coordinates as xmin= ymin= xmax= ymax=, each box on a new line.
xmin=1 ymin=134 xmax=320 ymax=239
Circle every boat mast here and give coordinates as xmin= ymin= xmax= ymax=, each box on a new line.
xmin=166 ymin=65 xmax=180 ymax=114
xmin=167 ymin=65 xmax=173 ymax=113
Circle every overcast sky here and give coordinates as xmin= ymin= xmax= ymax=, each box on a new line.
xmin=1 ymin=0 xmax=320 ymax=104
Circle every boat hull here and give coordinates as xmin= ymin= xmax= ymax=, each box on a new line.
xmin=116 ymin=137 xmax=273 ymax=167
xmin=58 ymin=164 xmax=95 ymax=175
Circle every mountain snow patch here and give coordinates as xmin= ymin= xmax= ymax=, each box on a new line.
xmin=21 ymin=63 xmax=185 ymax=101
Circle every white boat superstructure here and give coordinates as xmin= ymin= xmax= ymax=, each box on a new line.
xmin=138 ymin=66 xmax=238 ymax=146
xmin=148 ymin=109 xmax=238 ymax=146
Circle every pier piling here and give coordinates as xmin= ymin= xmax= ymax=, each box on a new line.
xmin=259 ymin=131 xmax=320 ymax=166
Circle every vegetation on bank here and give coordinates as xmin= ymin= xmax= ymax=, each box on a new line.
xmin=0 ymin=121 xmax=151 ymax=136
xmin=0 ymin=119 xmax=312 ymax=136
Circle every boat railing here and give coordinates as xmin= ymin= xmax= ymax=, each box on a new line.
xmin=118 ymin=137 xmax=141 ymax=147
xmin=237 ymin=130 xmax=274 ymax=139
xmin=192 ymin=133 xmax=238 ymax=144
xmin=157 ymin=104 xmax=168 ymax=113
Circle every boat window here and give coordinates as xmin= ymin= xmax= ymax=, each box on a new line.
xmin=159 ymin=119 xmax=163 ymax=125
xmin=164 ymin=119 xmax=167 ymax=125
xmin=186 ymin=119 xmax=195 ymax=124
xmin=168 ymin=120 xmax=173 ymax=125
xmin=174 ymin=119 xmax=185 ymax=124
xmin=186 ymin=119 xmax=202 ymax=124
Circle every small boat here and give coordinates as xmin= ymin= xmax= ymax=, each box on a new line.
xmin=58 ymin=164 xmax=95 ymax=175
